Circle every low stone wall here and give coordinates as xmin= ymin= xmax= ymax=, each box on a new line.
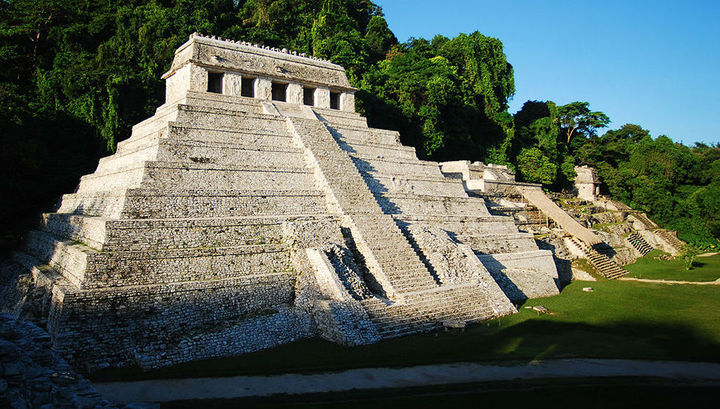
xmin=50 ymin=273 xmax=296 ymax=370
xmin=312 ymin=300 xmax=380 ymax=346
xmin=134 ymin=307 xmax=315 ymax=369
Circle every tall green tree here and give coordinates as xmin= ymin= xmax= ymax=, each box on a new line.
xmin=359 ymin=31 xmax=515 ymax=161
xmin=557 ymin=101 xmax=610 ymax=145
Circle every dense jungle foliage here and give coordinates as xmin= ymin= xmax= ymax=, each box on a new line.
xmin=1 ymin=0 xmax=718 ymax=251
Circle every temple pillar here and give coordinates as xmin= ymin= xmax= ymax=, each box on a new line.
xmin=315 ymin=87 xmax=330 ymax=108
xmin=287 ymin=83 xmax=303 ymax=104
xmin=341 ymin=92 xmax=355 ymax=112
xmin=255 ymin=77 xmax=272 ymax=100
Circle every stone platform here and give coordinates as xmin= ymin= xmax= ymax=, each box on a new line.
xmin=0 ymin=33 xmax=559 ymax=370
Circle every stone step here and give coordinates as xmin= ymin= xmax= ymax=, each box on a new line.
xmin=381 ymin=267 xmax=438 ymax=281
xmin=139 ymin=161 xmax=314 ymax=191
xmin=44 ymin=213 xmax=335 ymax=252
xmin=173 ymin=104 xmax=287 ymax=131
xmin=349 ymin=153 xmax=438 ymax=169
xmin=181 ymin=91 xmax=265 ymax=114
xmin=59 ymin=188 xmax=328 ymax=219
xmin=396 ymin=214 xmax=513 ymax=225
xmin=24 ymin=230 xmax=92 ymax=288
xmin=128 ymin=103 xmax=180 ymax=140
xmin=314 ymin=106 xmax=368 ymax=125
xmin=627 ymin=233 xmax=653 ymax=256
xmin=455 ymin=231 xmax=535 ymax=241
xmin=366 ymin=297 xmax=488 ymax=322
xmin=57 ymin=191 xmax=129 ymax=218
xmin=457 ymin=234 xmax=539 ymax=254
xmin=316 ymin=115 xmax=368 ymax=130
xmin=335 ymin=138 xmax=418 ymax=161
xmin=156 ymin=139 xmax=304 ymax=166
xmin=329 ymin=125 xmax=402 ymax=146
xmin=438 ymin=219 xmax=530 ymax=236
xmin=657 ymin=229 xmax=684 ymax=249
xmin=376 ymin=323 xmax=438 ymax=338
xmin=355 ymin=226 xmax=406 ymax=241
xmin=96 ymin=143 xmax=160 ymax=175
xmin=119 ymin=189 xmax=327 ymax=219
xmin=79 ymin=159 xmax=315 ymax=193
xmin=79 ymin=244 xmax=293 ymax=289
xmin=25 ymin=229 xmax=299 ymax=289
xmin=120 ymin=113 xmax=294 ymax=158
xmin=351 ymin=155 xmax=444 ymax=179
xmin=359 ymin=285 xmax=497 ymax=338
xmin=76 ymin=164 xmax=146 ymax=193
xmin=375 ymin=195 xmax=491 ymax=217
xmin=363 ymin=174 xmax=468 ymax=197
xmin=115 ymin=129 xmax=167 ymax=157
xmin=168 ymin=124 xmax=293 ymax=149
xmin=40 ymin=214 xmax=108 ymax=250
xmin=569 ymin=237 xmax=629 ymax=279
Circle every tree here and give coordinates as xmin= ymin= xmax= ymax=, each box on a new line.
xmin=557 ymin=102 xmax=609 ymax=145
xmin=359 ymin=31 xmax=515 ymax=161
xmin=680 ymin=245 xmax=700 ymax=270
xmin=364 ymin=15 xmax=396 ymax=63
xmin=576 ymin=123 xmax=651 ymax=167
xmin=516 ymin=147 xmax=557 ymax=185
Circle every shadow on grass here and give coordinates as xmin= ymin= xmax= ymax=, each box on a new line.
xmin=160 ymin=377 xmax=720 ymax=409
xmin=90 ymin=318 xmax=720 ymax=382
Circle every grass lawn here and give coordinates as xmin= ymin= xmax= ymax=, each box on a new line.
xmin=91 ymin=276 xmax=720 ymax=382
xmin=625 ymin=251 xmax=720 ymax=282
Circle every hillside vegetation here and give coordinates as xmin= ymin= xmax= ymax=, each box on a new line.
xmin=1 ymin=0 xmax=718 ymax=251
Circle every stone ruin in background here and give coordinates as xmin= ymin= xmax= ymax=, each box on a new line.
xmin=440 ymin=160 xmax=686 ymax=280
xmin=0 ymin=33 xmax=561 ymax=371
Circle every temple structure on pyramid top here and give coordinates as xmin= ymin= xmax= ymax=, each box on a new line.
xmin=1 ymin=33 xmax=561 ymax=370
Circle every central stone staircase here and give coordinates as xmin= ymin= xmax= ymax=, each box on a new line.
xmin=286 ymin=112 xmax=507 ymax=334
xmin=287 ymin=116 xmax=439 ymax=297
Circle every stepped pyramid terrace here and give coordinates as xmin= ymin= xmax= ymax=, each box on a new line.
xmin=0 ymin=33 xmax=561 ymax=370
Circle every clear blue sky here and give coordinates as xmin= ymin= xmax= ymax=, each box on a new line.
xmin=377 ymin=0 xmax=720 ymax=146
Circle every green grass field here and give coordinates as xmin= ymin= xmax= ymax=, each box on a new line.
xmin=91 ymin=264 xmax=720 ymax=382
xmin=624 ymin=251 xmax=720 ymax=282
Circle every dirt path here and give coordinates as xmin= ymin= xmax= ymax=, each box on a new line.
xmin=94 ymin=359 xmax=720 ymax=403
xmin=619 ymin=277 xmax=720 ymax=285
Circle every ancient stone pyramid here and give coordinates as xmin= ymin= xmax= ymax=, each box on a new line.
xmin=1 ymin=33 xmax=560 ymax=370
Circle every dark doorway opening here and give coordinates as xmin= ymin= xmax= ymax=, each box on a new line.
xmin=207 ymin=72 xmax=224 ymax=94
xmin=330 ymin=91 xmax=341 ymax=109
xmin=303 ymin=87 xmax=315 ymax=106
xmin=241 ymin=77 xmax=255 ymax=98
xmin=271 ymin=82 xmax=287 ymax=102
